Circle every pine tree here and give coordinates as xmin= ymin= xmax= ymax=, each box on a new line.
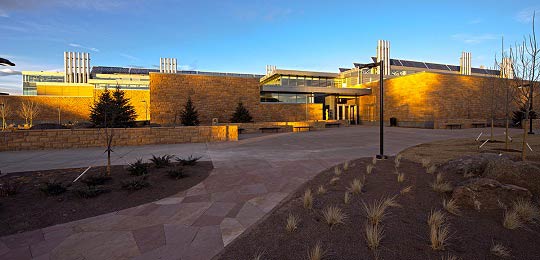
xmin=90 ymin=87 xmax=137 ymax=127
xmin=231 ymin=102 xmax=253 ymax=123
xmin=180 ymin=96 xmax=200 ymax=126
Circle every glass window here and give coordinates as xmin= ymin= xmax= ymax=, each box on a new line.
xmin=306 ymin=77 xmax=313 ymax=87
xmin=297 ymin=76 xmax=305 ymax=87
xmin=288 ymin=76 xmax=297 ymax=86
xmin=296 ymin=94 xmax=307 ymax=103
xmin=281 ymin=76 xmax=289 ymax=86
xmin=280 ymin=93 xmax=297 ymax=103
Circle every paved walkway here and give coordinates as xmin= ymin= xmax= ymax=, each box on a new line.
xmin=0 ymin=126 xmax=519 ymax=260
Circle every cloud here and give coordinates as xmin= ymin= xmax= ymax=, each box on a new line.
xmin=0 ymin=0 xmax=131 ymax=14
xmin=0 ymin=68 xmax=21 ymax=76
xmin=68 ymin=43 xmax=99 ymax=52
xmin=119 ymin=53 xmax=139 ymax=61
xmin=451 ymin=33 xmax=499 ymax=44
xmin=516 ymin=7 xmax=539 ymax=23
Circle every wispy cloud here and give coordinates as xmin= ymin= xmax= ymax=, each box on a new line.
xmin=0 ymin=0 xmax=132 ymax=16
xmin=68 ymin=43 xmax=99 ymax=52
xmin=119 ymin=53 xmax=139 ymax=61
xmin=515 ymin=7 xmax=539 ymax=23
xmin=0 ymin=68 xmax=21 ymax=77
xmin=451 ymin=33 xmax=499 ymax=44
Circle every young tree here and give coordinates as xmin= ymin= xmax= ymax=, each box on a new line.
xmin=19 ymin=100 xmax=40 ymax=127
xmin=0 ymin=100 xmax=11 ymax=130
xmin=509 ymin=12 xmax=540 ymax=160
xmin=89 ymin=87 xmax=137 ymax=127
xmin=230 ymin=102 xmax=253 ymax=123
xmin=180 ymin=96 xmax=200 ymax=126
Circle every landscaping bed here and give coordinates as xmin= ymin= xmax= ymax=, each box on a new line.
xmin=0 ymin=156 xmax=212 ymax=236
xmin=215 ymin=156 xmax=540 ymax=260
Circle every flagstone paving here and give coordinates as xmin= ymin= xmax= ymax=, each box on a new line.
xmin=0 ymin=126 xmax=520 ymax=260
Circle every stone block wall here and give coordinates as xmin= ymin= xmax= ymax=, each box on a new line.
xmin=360 ymin=72 xmax=519 ymax=129
xmin=0 ymin=126 xmax=237 ymax=151
xmin=150 ymin=73 xmax=323 ymax=125
xmin=0 ymin=89 xmax=150 ymax=126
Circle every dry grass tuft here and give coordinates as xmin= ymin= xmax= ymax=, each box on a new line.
xmin=362 ymin=198 xmax=388 ymax=225
xmin=349 ymin=179 xmax=363 ymax=194
xmin=303 ymin=189 xmax=313 ymax=209
xmin=431 ymin=173 xmax=453 ymax=193
xmin=426 ymin=165 xmax=438 ymax=174
xmin=400 ymin=185 xmax=413 ymax=195
xmin=366 ymin=164 xmax=374 ymax=175
xmin=512 ymin=199 xmax=539 ymax=223
xmin=317 ymin=185 xmax=327 ymax=195
xmin=365 ymin=222 xmax=384 ymax=250
xmin=443 ymin=199 xmax=461 ymax=216
xmin=430 ymin=223 xmax=450 ymax=250
xmin=343 ymin=161 xmax=350 ymax=171
xmin=503 ymin=209 xmax=522 ymax=230
xmin=421 ymin=158 xmax=431 ymax=168
xmin=490 ymin=242 xmax=511 ymax=258
xmin=334 ymin=166 xmax=342 ymax=176
xmin=372 ymin=156 xmax=378 ymax=165
xmin=307 ymin=241 xmax=327 ymax=260
xmin=329 ymin=176 xmax=340 ymax=186
xmin=383 ymin=195 xmax=400 ymax=208
xmin=427 ymin=209 xmax=446 ymax=229
xmin=394 ymin=154 xmax=403 ymax=168
xmin=344 ymin=191 xmax=351 ymax=204
xmin=440 ymin=254 xmax=460 ymax=260
xmin=285 ymin=213 xmax=299 ymax=233
xmin=397 ymin=172 xmax=405 ymax=183
xmin=322 ymin=205 xmax=347 ymax=228
xmin=252 ymin=251 xmax=265 ymax=260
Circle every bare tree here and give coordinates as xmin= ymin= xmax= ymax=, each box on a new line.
xmin=18 ymin=100 xmax=40 ymax=127
xmin=0 ymin=99 xmax=11 ymax=131
xmin=509 ymin=12 xmax=540 ymax=160
xmin=102 ymin=127 xmax=114 ymax=175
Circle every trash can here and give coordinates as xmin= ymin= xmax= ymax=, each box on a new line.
xmin=390 ymin=117 xmax=397 ymax=127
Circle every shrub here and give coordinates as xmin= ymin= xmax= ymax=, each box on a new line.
xmin=127 ymin=159 xmax=148 ymax=176
xmin=121 ymin=176 xmax=150 ymax=191
xmin=230 ymin=102 xmax=253 ymax=123
xmin=150 ymin=154 xmax=174 ymax=168
xmin=167 ymin=167 xmax=185 ymax=179
xmin=81 ymin=174 xmax=112 ymax=187
xmin=0 ymin=180 xmax=19 ymax=197
xmin=40 ymin=180 xmax=67 ymax=196
xmin=75 ymin=186 xmax=111 ymax=198
xmin=176 ymin=155 xmax=202 ymax=166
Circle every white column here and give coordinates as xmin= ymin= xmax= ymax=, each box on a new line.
xmin=64 ymin=52 xmax=68 ymax=83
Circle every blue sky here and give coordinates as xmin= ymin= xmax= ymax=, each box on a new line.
xmin=0 ymin=0 xmax=539 ymax=94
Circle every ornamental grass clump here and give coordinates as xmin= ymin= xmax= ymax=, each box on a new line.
xmin=285 ymin=213 xmax=299 ymax=233
xmin=303 ymin=189 xmax=313 ymax=209
xmin=349 ymin=179 xmax=363 ymax=194
xmin=322 ymin=205 xmax=347 ymax=228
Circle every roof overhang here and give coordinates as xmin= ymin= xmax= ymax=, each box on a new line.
xmin=261 ymin=85 xmax=371 ymax=96
xmin=260 ymin=69 xmax=339 ymax=83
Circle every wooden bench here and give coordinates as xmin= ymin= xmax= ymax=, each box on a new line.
xmin=294 ymin=126 xmax=312 ymax=132
xmin=259 ymin=127 xmax=281 ymax=133
xmin=445 ymin=124 xmax=462 ymax=129
xmin=472 ymin=123 xmax=486 ymax=128
xmin=238 ymin=128 xmax=246 ymax=134
xmin=325 ymin=123 xmax=341 ymax=128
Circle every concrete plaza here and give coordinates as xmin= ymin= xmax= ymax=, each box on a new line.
xmin=0 ymin=126 xmax=519 ymax=259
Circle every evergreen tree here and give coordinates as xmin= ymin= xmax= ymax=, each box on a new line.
xmin=180 ymin=96 xmax=200 ymax=126
xmin=90 ymin=87 xmax=137 ymax=127
xmin=512 ymin=106 xmax=537 ymax=127
xmin=230 ymin=102 xmax=253 ymax=123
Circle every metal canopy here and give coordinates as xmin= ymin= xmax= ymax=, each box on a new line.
xmin=261 ymin=85 xmax=371 ymax=96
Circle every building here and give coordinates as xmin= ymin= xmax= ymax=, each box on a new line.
xmin=9 ymin=40 xmax=524 ymax=128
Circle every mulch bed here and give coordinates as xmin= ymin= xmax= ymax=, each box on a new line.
xmin=0 ymin=161 xmax=212 ymax=236
xmin=215 ymin=157 xmax=540 ymax=260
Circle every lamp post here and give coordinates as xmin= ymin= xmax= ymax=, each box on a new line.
xmin=141 ymin=100 xmax=148 ymax=122
xmin=0 ymin=103 xmax=5 ymax=131
xmin=355 ymin=61 xmax=386 ymax=159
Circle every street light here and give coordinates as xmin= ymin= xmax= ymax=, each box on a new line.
xmin=355 ymin=61 xmax=387 ymax=159
xmin=0 ymin=103 xmax=5 ymax=131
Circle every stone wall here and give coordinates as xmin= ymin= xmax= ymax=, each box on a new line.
xmin=360 ymin=72 xmax=519 ymax=129
xmin=0 ymin=125 xmax=237 ymax=151
xmin=0 ymin=89 xmax=150 ymax=126
xmin=149 ymin=73 xmax=322 ymax=125
xmin=221 ymin=120 xmax=350 ymax=134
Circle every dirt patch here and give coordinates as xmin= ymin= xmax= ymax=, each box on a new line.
xmin=0 ymin=161 xmax=212 ymax=236
xmin=215 ymin=157 xmax=540 ymax=260
xmin=401 ymin=134 xmax=540 ymax=166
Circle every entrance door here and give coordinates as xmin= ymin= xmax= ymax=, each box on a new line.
xmin=337 ymin=104 xmax=357 ymax=123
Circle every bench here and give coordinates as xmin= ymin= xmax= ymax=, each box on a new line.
xmin=259 ymin=127 xmax=281 ymax=133
xmin=238 ymin=128 xmax=246 ymax=134
xmin=294 ymin=126 xmax=313 ymax=132
xmin=472 ymin=123 xmax=486 ymax=128
xmin=445 ymin=124 xmax=462 ymax=129
xmin=325 ymin=123 xmax=341 ymax=128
